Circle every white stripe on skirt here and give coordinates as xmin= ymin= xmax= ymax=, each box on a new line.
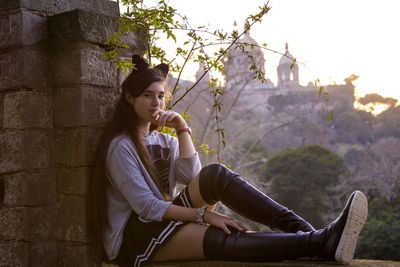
xmin=134 ymin=190 xmax=191 ymax=267
xmin=180 ymin=189 xmax=191 ymax=208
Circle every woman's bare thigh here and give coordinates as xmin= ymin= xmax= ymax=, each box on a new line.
xmin=153 ymin=223 xmax=208 ymax=261
xmin=154 ymin=175 xmax=213 ymax=262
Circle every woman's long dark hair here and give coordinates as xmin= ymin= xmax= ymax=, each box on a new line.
xmin=87 ymin=55 xmax=170 ymax=260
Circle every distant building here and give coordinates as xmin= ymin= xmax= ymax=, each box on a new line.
xmin=172 ymin=24 xmax=356 ymax=122
xmin=220 ymin=27 xmax=356 ymax=112
xmin=277 ymin=42 xmax=299 ymax=88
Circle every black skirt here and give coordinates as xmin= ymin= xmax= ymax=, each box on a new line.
xmin=116 ymin=187 xmax=193 ymax=267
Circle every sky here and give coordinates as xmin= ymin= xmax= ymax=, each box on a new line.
xmin=118 ymin=0 xmax=400 ymax=102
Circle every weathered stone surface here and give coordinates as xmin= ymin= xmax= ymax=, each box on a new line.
xmin=4 ymin=171 xmax=56 ymax=206
xmin=101 ymin=260 xmax=400 ymax=267
xmin=52 ymin=45 xmax=117 ymax=88
xmin=53 ymin=127 xmax=101 ymax=167
xmin=0 ymin=178 xmax=4 ymax=204
xmin=53 ymin=86 xmax=118 ymax=128
xmin=56 ymin=194 xmax=87 ymax=242
xmin=58 ymin=243 xmax=94 ymax=267
xmin=118 ymin=55 xmax=132 ymax=85
xmin=0 ymin=129 xmax=49 ymax=174
xmin=0 ymin=46 xmax=48 ymax=91
xmin=3 ymin=90 xmax=50 ymax=129
xmin=49 ymin=9 xmax=117 ymax=46
xmin=57 ymin=167 xmax=91 ymax=195
xmin=0 ymin=241 xmax=29 ymax=267
xmin=30 ymin=241 xmax=57 ymax=267
xmin=49 ymin=9 xmax=147 ymax=51
xmin=0 ymin=0 xmax=119 ymax=17
xmin=121 ymin=30 xmax=148 ymax=54
xmin=29 ymin=206 xmax=55 ymax=241
xmin=145 ymin=260 xmax=400 ymax=267
xmin=0 ymin=206 xmax=54 ymax=240
xmin=0 ymin=93 xmax=3 ymax=128
xmin=0 ymin=9 xmax=47 ymax=50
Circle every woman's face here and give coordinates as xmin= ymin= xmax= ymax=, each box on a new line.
xmin=128 ymin=81 xmax=166 ymax=125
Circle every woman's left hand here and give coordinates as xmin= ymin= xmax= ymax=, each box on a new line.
xmin=152 ymin=110 xmax=187 ymax=130
xmin=204 ymin=210 xmax=249 ymax=234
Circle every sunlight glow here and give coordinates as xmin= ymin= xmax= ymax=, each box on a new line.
xmin=354 ymin=102 xmax=390 ymax=116
xmin=116 ymin=0 xmax=400 ymax=106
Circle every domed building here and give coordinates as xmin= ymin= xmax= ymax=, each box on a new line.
xmin=222 ymin=21 xmax=268 ymax=89
xmin=183 ymin=27 xmax=356 ymax=117
xmin=277 ymin=43 xmax=299 ymax=88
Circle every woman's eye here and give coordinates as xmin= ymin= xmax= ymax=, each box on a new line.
xmin=158 ymin=95 xmax=164 ymax=99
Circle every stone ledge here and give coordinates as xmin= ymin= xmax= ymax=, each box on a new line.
xmin=0 ymin=9 xmax=47 ymax=50
xmin=49 ymin=8 xmax=146 ymax=51
xmin=48 ymin=9 xmax=118 ymax=46
xmin=0 ymin=0 xmax=119 ymax=17
xmin=102 ymin=260 xmax=400 ymax=267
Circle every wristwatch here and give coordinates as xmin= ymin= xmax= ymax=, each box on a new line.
xmin=176 ymin=127 xmax=192 ymax=136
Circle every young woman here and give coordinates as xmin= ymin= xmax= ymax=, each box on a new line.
xmin=88 ymin=54 xmax=368 ymax=267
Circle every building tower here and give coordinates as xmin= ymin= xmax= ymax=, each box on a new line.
xmin=222 ymin=21 xmax=265 ymax=86
xmin=277 ymin=42 xmax=299 ymax=88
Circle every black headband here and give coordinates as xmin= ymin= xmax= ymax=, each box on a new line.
xmin=122 ymin=55 xmax=169 ymax=97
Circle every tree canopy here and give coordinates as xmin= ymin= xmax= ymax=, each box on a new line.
xmin=262 ymin=144 xmax=347 ymax=228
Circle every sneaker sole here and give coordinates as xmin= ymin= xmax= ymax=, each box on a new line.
xmin=335 ymin=191 xmax=368 ymax=264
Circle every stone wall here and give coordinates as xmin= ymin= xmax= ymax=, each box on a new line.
xmin=0 ymin=1 xmax=144 ymax=266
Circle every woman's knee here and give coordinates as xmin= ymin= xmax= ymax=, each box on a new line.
xmin=199 ymin=163 xmax=223 ymax=181
xmin=198 ymin=163 xmax=235 ymax=205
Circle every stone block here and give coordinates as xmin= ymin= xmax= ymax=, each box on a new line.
xmin=56 ymin=194 xmax=87 ymax=242
xmin=0 ymin=129 xmax=49 ymax=174
xmin=0 ymin=206 xmax=54 ymax=240
xmin=0 ymin=0 xmax=119 ymax=17
xmin=53 ymin=86 xmax=118 ymax=128
xmin=0 ymin=93 xmax=3 ymax=128
xmin=148 ymin=260 xmax=400 ymax=267
xmin=49 ymin=9 xmax=146 ymax=51
xmin=56 ymin=167 xmax=91 ymax=195
xmin=30 ymin=241 xmax=57 ymax=267
xmin=0 ymin=178 xmax=4 ymax=204
xmin=53 ymin=127 xmax=101 ymax=167
xmin=117 ymin=55 xmax=132 ymax=86
xmin=49 ymin=9 xmax=117 ymax=46
xmin=52 ymin=45 xmax=118 ymax=88
xmin=3 ymin=91 xmax=50 ymax=129
xmin=0 ymin=46 xmax=48 ymax=91
xmin=58 ymin=243 xmax=94 ymax=267
xmin=4 ymin=171 xmax=56 ymax=206
xmin=0 ymin=242 xmax=29 ymax=267
xmin=0 ymin=10 xmax=47 ymax=50
xmin=29 ymin=206 xmax=55 ymax=241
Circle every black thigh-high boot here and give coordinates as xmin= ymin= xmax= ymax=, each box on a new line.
xmin=203 ymin=190 xmax=368 ymax=264
xmin=204 ymin=227 xmax=314 ymax=262
xmin=199 ymin=163 xmax=315 ymax=233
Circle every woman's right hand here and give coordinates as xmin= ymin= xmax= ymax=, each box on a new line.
xmin=204 ymin=210 xmax=248 ymax=234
